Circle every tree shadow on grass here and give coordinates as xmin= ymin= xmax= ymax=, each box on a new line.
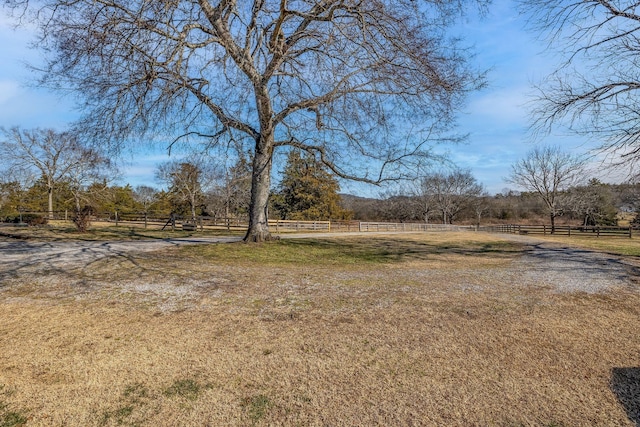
xmin=611 ymin=367 xmax=640 ymax=426
xmin=277 ymin=238 xmax=523 ymax=264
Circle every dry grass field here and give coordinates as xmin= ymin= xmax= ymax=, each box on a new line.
xmin=0 ymin=231 xmax=639 ymax=426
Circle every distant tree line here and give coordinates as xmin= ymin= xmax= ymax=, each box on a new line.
xmin=2 ymin=129 xmax=638 ymax=231
xmin=0 ymin=130 xmax=353 ymax=230
xmin=345 ymin=178 xmax=635 ymax=227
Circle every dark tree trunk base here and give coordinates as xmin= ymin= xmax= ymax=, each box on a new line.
xmin=243 ymin=230 xmax=279 ymax=243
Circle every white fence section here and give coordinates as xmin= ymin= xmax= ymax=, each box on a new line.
xmin=356 ymin=222 xmax=471 ymax=232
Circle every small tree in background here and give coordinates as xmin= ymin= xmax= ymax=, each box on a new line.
xmin=564 ymin=179 xmax=617 ymax=227
xmin=420 ymin=169 xmax=484 ymax=224
xmin=509 ymin=146 xmax=585 ymax=233
xmin=73 ymin=205 xmax=95 ymax=233
xmin=157 ymin=161 xmax=204 ymax=221
xmin=206 ymin=154 xmax=252 ymax=223
xmin=0 ymin=127 xmax=105 ymax=219
xmin=273 ymin=150 xmax=352 ymax=221
xmin=157 ymin=156 xmax=219 ymax=221
xmin=133 ymin=185 xmax=159 ymax=228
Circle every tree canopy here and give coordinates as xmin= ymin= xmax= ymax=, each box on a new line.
xmin=521 ymin=0 xmax=640 ymax=169
xmin=4 ymin=0 xmax=487 ymax=241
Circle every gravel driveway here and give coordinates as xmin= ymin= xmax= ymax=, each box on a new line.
xmin=1 ymin=232 xmax=638 ymax=294
xmin=498 ymin=233 xmax=640 ymax=293
xmin=0 ymin=236 xmax=242 ymax=282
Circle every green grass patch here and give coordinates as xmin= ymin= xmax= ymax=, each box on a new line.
xmin=0 ymin=411 xmax=27 ymax=427
xmin=99 ymin=382 xmax=151 ymax=427
xmin=0 ymin=386 xmax=27 ymax=427
xmin=163 ymin=378 xmax=210 ymax=401
xmin=241 ymin=394 xmax=272 ymax=425
xmin=180 ymin=236 xmax=524 ymax=267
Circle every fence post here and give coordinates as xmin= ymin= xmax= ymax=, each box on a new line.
xmin=543 ymin=224 xmax=546 ymax=235
xmin=568 ymin=225 xmax=571 ymax=237
xmin=629 ymin=226 xmax=633 ymax=238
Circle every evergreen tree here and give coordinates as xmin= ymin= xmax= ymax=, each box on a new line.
xmin=273 ymin=151 xmax=352 ymax=221
xmin=157 ymin=161 xmax=206 ymax=220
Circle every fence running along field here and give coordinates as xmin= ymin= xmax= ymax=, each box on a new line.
xmin=1 ymin=211 xmax=473 ymax=234
xmin=483 ymin=224 xmax=636 ymax=238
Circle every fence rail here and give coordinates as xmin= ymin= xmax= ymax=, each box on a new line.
xmin=482 ymin=224 xmax=636 ymax=238
xmin=2 ymin=211 xmax=474 ymax=234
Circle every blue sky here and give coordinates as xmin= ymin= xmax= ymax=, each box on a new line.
xmin=0 ymin=0 xmax=621 ymax=196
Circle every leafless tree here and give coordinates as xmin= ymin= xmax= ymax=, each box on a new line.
xmin=408 ymin=180 xmax=438 ymax=223
xmin=65 ymin=151 xmax=113 ymax=214
xmin=133 ymin=185 xmax=159 ymax=228
xmin=563 ymin=179 xmax=617 ymax=227
xmin=0 ymin=127 xmax=106 ymax=219
xmin=133 ymin=186 xmax=159 ymax=213
xmin=375 ymin=188 xmax=421 ymax=222
xmin=471 ymin=192 xmax=490 ymax=227
xmin=508 ymin=145 xmax=585 ymax=232
xmin=207 ymin=153 xmax=252 ymax=222
xmin=420 ymin=169 xmax=484 ymax=224
xmin=4 ymin=0 xmax=487 ymax=241
xmin=521 ymin=0 xmax=640 ymax=169
xmin=156 ymin=156 xmax=217 ymax=221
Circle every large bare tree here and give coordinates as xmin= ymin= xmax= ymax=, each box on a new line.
xmin=509 ymin=145 xmax=585 ymax=232
xmin=4 ymin=0 xmax=486 ymax=241
xmin=521 ymin=0 xmax=640 ymax=168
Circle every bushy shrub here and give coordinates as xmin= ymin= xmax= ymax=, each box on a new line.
xmin=3 ymin=214 xmax=48 ymax=226
xmin=73 ymin=205 xmax=96 ymax=232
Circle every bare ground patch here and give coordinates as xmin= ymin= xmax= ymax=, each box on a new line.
xmin=1 ymin=232 xmax=639 ymax=426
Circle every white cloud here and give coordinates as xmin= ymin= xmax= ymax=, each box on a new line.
xmin=0 ymin=80 xmax=20 ymax=104
xmin=465 ymin=87 xmax=531 ymax=124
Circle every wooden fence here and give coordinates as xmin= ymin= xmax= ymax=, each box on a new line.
xmin=3 ymin=211 xmax=474 ymax=234
xmin=483 ymin=224 xmax=636 ymax=238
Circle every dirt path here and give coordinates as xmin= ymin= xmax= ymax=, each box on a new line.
xmin=0 ymin=236 xmax=242 ymax=282
xmin=0 ymin=231 xmax=426 ymax=275
xmin=497 ymin=233 xmax=640 ymax=293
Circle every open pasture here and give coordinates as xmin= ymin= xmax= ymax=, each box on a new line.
xmin=0 ymin=231 xmax=639 ymax=426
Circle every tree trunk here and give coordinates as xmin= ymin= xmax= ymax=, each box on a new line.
xmin=244 ymin=136 xmax=274 ymax=242
xmin=550 ymin=213 xmax=556 ymax=234
xmin=48 ymin=184 xmax=54 ymax=220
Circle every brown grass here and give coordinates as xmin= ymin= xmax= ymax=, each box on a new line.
xmin=0 ymin=232 xmax=639 ymax=426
